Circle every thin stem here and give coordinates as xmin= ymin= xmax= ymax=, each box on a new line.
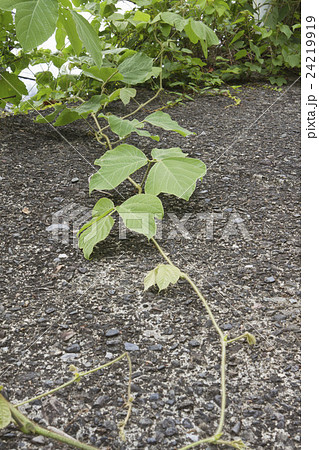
xmin=15 ymin=353 xmax=128 ymax=408
xmin=91 ymin=112 xmax=112 ymax=150
xmin=150 ymin=238 xmax=227 ymax=441
xmin=127 ymin=176 xmax=142 ymax=194
xmin=5 ymin=397 xmax=98 ymax=450
xmin=140 ymin=161 xmax=152 ymax=190
xmin=118 ymin=353 xmax=133 ymax=441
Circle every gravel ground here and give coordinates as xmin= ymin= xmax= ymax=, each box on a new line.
xmin=0 ymin=82 xmax=301 ymax=450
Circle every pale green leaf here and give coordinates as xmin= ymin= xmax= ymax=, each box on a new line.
xmin=71 ymin=11 xmax=102 ymax=67
xmin=0 ymin=394 xmax=11 ymax=429
xmin=108 ymin=115 xmax=142 ymax=138
xmin=151 ymin=147 xmax=187 ymax=160
xmin=144 ymin=264 xmax=182 ymax=291
xmin=15 ymin=0 xmax=59 ymax=51
xmin=118 ymin=52 xmax=154 ymax=84
xmin=89 ymin=144 xmax=148 ymax=193
xmin=119 ymin=88 xmax=136 ymax=105
xmin=117 ymin=194 xmax=163 ymax=239
xmin=133 ymin=10 xmax=150 ymax=22
xmin=78 ymin=198 xmax=115 ymax=259
xmin=144 ymin=111 xmax=194 ymax=137
xmin=145 ymin=157 xmax=206 ymax=200
xmin=161 ymin=11 xmax=187 ymax=31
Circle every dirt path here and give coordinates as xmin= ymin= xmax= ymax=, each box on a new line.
xmin=0 ymin=82 xmax=300 ymax=449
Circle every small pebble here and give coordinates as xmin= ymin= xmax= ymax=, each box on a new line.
xmin=265 ymin=276 xmax=276 ymax=283
xmin=71 ymin=177 xmax=79 ymax=183
xmin=124 ymin=342 xmax=139 ymax=351
xmin=66 ymin=343 xmax=81 ymax=353
xmin=149 ymin=344 xmax=163 ymax=351
xmin=105 ymin=328 xmax=120 ymax=337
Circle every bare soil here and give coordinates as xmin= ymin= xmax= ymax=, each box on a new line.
xmin=0 ymin=82 xmax=301 ymax=449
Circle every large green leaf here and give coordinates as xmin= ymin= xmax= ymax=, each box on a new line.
xmin=78 ymin=198 xmax=115 ymax=259
xmin=108 ymin=115 xmax=143 ymax=138
xmin=151 ymin=147 xmax=187 ymax=160
xmin=59 ymin=7 xmax=82 ymax=55
xmin=53 ymin=109 xmax=80 ymax=126
xmin=0 ymin=72 xmax=28 ymax=107
xmin=71 ymin=11 xmax=102 ymax=67
xmin=144 ymin=111 xmax=194 ymax=137
xmin=117 ymin=194 xmax=164 ymax=239
xmin=160 ymin=11 xmax=187 ymax=31
xmin=118 ymin=52 xmax=154 ymax=84
xmin=74 ymin=95 xmax=108 ymax=116
xmin=82 ymin=66 xmax=123 ymax=83
xmin=0 ymin=394 xmax=11 ymax=429
xmin=14 ymin=0 xmax=59 ymax=51
xmin=144 ymin=264 xmax=182 ymax=291
xmin=89 ymin=144 xmax=148 ymax=193
xmin=145 ymin=157 xmax=206 ymax=200
xmin=107 ymin=115 xmax=158 ymax=140
xmin=119 ymin=87 xmax=136 ymax=105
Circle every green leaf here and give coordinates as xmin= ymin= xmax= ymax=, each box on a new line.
xmin=0 ymin=0 xmax=20 ymax=10
xmin=235 ymin=49 xmax=247 ymax=60
xmin=59 ymin=8 xmax=82 ymax=55
xmin=0 ymin=394 xmax=11 ymax=429
xmin=53 ymin=108 xmax=80 ymax=126
xmin=279 ymin=23 xmax=292 ymax=39
xmin=117 ymin=194 xmax=163 ymax=239
xmin=89 ymin=144 xmax=148 ymax=193
xmin=55 ymin=19 xmax=67 ymax=50
xmin=132 ymin=11 xmax=150 ymax=22
xmin=118 ymin=52 xmax=154 ymax=84
xmin=230 ymin=30 xmax=245 ymax=45
xmin=74 ymin=95 xmax=108 ymax=116
xmin=119 ymin=87 xmax=136 ymax=105
xmin=14 ymin=0 xmax=59 ymax=52
xmin=78 ymin=198 xmax=115 ymax=259
xmin=145 ymin=157 xmax=206 ymax=200
xmin=108 ymin=115 xmax=143 ymax=138
xmin=144 ymin=264 xmax=182 ymax=291
xmin=35 ymin=104 xmax=63 ymax=123
xmin=151 ymin=147 xmax=187 ymax=160
xmin=245 ymin=333 xmax=256 ymax=346
xmin=144 ymin=111 xmax=194 ymax=137
xmin=0 ymin=72 xmax=28 ymax=107
xmin=71 ymin=11 xmax=102 ymax=67
xmin=82 ymin=66 xmax=123 ymax=83
xmin=161 ymin=11 xmax=187 ymax=31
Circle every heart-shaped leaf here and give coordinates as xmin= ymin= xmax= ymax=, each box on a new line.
xmin=144 ymin=264 xmax=182 ymax=291
xmin=117 ymin=194 xmax=163 ymax=239
xmin=151 ymin=147 xmax=187 ymax=160
xmin=90 ymin=144 xmax=148 ymax=193
xmin=78 ymin=198 xmax=115 ymax=259
xmin=145 ymin=157 xmax=206 ymax=200
xmin=144 ymin=111 xmax=194 ymax=137
xmin=14 ymin=0 xmax=59 ymax=51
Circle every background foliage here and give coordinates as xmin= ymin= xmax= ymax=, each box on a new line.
xmin=0 ymin=0 xmax=301 ymax=113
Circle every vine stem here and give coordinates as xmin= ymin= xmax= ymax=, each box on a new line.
xmin=6 ymin=353 xmax=133 ymax=449
xmin=150 ymin=238 xmax=227 ymax=443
